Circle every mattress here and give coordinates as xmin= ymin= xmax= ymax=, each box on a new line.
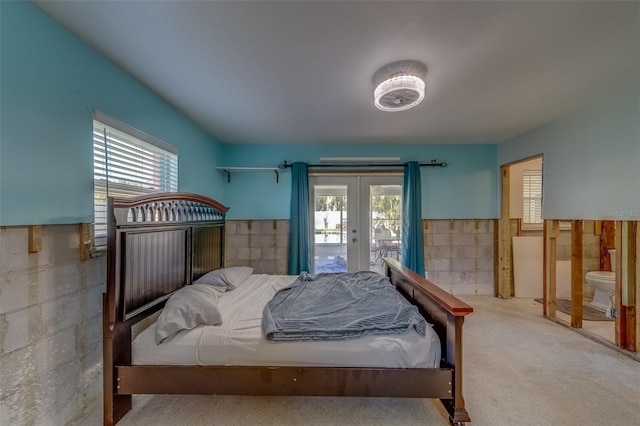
xmin=132 ymin=274 xmax=441 ymax=368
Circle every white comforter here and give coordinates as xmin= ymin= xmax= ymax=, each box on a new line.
xmin=132 ymin=274 xmax=440 ymax=368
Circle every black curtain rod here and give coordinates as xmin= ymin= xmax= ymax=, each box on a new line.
xmin=279 ymin=159 xmax=447 ymax=169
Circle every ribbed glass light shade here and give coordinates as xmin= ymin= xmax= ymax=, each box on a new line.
xmin=374 ymin=75 xmax=425 ymax=112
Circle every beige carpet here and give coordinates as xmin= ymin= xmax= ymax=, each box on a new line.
xmin=75 ymin=296 xmax=640 ymax=426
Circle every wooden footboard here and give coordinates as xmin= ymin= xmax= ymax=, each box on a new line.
xmin=384 ymin=258 xmax=473 ymax=425
xmin=103 ymin=192 xmax=473 ymax=426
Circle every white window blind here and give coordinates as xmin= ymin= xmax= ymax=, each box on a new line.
xmin=93 ymin=112 xmax=178 ymax=247
xmin=522 ymin=170 xmax=542 ymax=226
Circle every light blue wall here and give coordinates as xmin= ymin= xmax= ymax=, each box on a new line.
xmin=0 ymin=0 xmax=496 ymax=225
xmin=219 ymin=144 xmax=498 ymax=219
xmin=0 ymin=1 xmax=225 ymax=226
xmin=498 ymin=87 xmax=640 ymax=220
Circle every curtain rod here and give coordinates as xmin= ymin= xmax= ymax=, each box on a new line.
xmin=279 ymin=159 xmax=447 ymax=169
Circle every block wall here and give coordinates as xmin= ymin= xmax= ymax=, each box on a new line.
xmin=224 ymin=219 xmax=497 ymax=295
xmin=0 ymin=225 xmax=104 ymax=425
xmin=423 ymin=220 xmax=495 ymax=296
xmin=224 ymin=220 xmax=290 ymax=274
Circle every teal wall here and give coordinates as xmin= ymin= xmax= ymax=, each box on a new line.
xmin=219 ymin=144 xmax=498 ymax=219
xmin=0 ymin=2 xmax=503 ymax=225
xmin=0 ymin=1 xmax=225 ymax=226
xmin=1 ymin=2 xmax=636 ymax=226
xmin=498 ymin=87 xmax=640 ymax=220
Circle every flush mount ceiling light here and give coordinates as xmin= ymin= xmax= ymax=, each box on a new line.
xmin=373 ymin=60 xmax=427 ymax=112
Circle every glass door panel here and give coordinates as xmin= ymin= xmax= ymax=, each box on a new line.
xmin=310 ymin=178 xmax=357 ymax=273
xmin=310 ymin=175 xmax=402 ymax=274
xmin=360 ymin=177 xmax=403 ymax=274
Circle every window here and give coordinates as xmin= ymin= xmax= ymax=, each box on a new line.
xmin=93 ymin=112 xmax=178 ymax=247
xmin=522 ymin=169 xmax=542 ymax=228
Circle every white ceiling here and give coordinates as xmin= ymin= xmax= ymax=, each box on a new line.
xmin=35 ymin=1 xmax=639 ymax=145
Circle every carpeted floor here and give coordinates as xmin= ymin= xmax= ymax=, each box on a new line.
xmin=534 ymin=298 xmax=613 ymax=321
xmin=76 ymin=296 xmax=638 ymax=426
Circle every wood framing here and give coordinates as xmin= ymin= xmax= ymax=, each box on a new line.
xmin=79 ymin=223 xmax=92 ymax=261
xmin=493 ymin=219 xmax=499 ymax=297
xmin=571 ymin=220 xmax=583 ymax=328
xmin=498 ymin=166 xmax=511 ymax=298
xmin=617 ymin=221 xmax=637 ymax=352
xmin=625 ymin=221 xmax=636 ymax=351
xmin=543 ymin=220 xmax=559 ymax=318
xmin=600 ymin=221 xmax=616 ymax=271
xmin=636 ymin=222 xmax=640 ymax=353
xmin=615 ymin=222 xmax=622 ymax=346
xmin=28 ymin=225 xmax=42 ymax=253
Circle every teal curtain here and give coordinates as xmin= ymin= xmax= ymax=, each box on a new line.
xmin=402 ymin=161 xmax=425 ymax=275
xmin=287 ymin=162 xmax=311 ymax=274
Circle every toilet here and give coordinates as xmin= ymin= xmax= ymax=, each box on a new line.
xmin=585 ymin=249 xmax=616 ymax=311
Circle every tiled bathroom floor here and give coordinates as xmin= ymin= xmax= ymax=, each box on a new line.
xmin=514 ymin=297 xmax=616 ymax=343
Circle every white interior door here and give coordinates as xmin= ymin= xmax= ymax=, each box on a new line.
xmin=310 ymin=174 xmax=402 ymax=274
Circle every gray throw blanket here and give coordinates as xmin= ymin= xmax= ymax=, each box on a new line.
xmin=262 ymin=271 xmax=427 ymax=341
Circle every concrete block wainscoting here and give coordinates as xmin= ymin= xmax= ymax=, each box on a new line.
xmin=0 ymin=225 xmax=105 ymax=425
xmin=224 ymin=220 xmax=290 ymax=275
xmin=424 ymin=220 xmax=495 ymax=296
xmin=0 ymin=219 xmax=629 ymax=424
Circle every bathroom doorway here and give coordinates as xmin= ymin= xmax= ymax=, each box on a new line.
xmin=500 ymin=158 xmax=637 ymax=352
xmin=498 ymin=155 xmax=545 ymax=298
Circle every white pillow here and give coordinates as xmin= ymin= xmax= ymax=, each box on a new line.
xmin=193 ymin=266 xmax=253 ymax=290
xmin=155 ymin=284 xmax=224 ymax=344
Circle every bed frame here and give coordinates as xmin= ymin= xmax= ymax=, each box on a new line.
xmin=103 ymin=192 xmax=473 ymax=425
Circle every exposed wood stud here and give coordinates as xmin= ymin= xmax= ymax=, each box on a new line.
xmin=571 ymin=220 xmax=583 ymax=329
xmin=615 ymin=221 xmax=622 ymax=346
xmin=600 ymin=221 xmax=616 ymax=271
xmin=621 ymin=221 xmax=636 ymax=308
xmin=28 ymin=225 xmax=42 ymax=253
xmin=594 ymin=220 xmax=602 ymax=235
xmin=550 ymin=220 xmax=559 ymax=318
xmin=614 ymin=221 xmax=636 ymax=351
xmin=543 ymin=220 xmax=548 ymax=317
xmin=498 ymin=166 xmax=512 ymax=298
xmin=635 ymin=222 xmax=640 ymax=354
xmin=474 ymin=219 xmax=479 ymax=230
xmin=247 ymin=220 xmax=252 ymax=230
xmin=623 ymin=221 xmax=636 ymax=351
xmin=449 ymin=219 xmax=455 ymax=230
xmin=79 ymin=223 xmax=92 ymax=261
xmin=543 ymin=220 xmax=559 ymax=318
xmin=272 ymin=220 xmax=277 ymax=230
xmin=424 ymin=220 xmax=428 ymax=230
xmin=493 ymin=219 xmax=499 ymax=297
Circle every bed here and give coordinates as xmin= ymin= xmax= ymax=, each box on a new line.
xmin=103 ymin=192 xmax=473 ymax=425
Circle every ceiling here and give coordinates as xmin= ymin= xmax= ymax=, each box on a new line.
xmin=35 ymin=1 xmax=639 ymax=145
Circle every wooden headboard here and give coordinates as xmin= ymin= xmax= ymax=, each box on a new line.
xmin=106 ymin=192 xmax=229 ymax=328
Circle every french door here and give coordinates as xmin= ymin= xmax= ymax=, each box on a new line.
xmin=309 ymin=174 xmax=403 ymax=274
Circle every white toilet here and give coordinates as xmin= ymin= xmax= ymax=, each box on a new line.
xmin=585 ymin=249 xmax=616 ymax=311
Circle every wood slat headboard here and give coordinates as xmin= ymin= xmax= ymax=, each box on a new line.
xmin=106 ymin=192 xmax=229 ymax=327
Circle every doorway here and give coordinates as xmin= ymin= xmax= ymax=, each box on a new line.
xmin=309 ymin=174 xmax=403 ymax=274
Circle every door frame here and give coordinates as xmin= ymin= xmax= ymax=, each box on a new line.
xmin=309 ymin=172 xmax=402 ymax=273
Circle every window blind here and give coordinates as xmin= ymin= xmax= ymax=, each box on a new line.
xmin=522 ymin=170 xmax=542 ymax=225
xmin=93 ymin=112 xmax=177 ymax=247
